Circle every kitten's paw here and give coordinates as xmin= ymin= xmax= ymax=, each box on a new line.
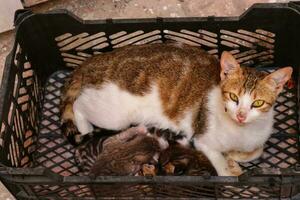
xmin=176 ymin=137 xmax=190 ymax=147
xmin=227 ymin=147 xmax=263 ymax=163
xmin=142 ymin=164 xmax=156 ymax=176
xmin=135 ymin=125 xmax=148 ymax=134
xmin=227 ymin=158 xmax=243 ymax=176
xmin=61 ymin=120 xmax=82 ymax=146
xmin=156 ymin=137 xmax=169 ymax=150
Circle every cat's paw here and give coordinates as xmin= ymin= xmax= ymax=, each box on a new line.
xmin=227 ymin=147 xmax=263 ymax=163
xmin=227 ymin=158 xmax=243 ymax=176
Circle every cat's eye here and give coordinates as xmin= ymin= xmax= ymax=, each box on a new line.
xmin=252 ymin=100 xmax=265 ymax=108
xmin=229 ymin=93 xmax=239 ymax=103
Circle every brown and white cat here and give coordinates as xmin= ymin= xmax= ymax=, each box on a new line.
xmin=61 ymin=43 xmax=292 ymax=176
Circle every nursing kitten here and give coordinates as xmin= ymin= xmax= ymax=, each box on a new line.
xmin=159 ymin=142 xmax=216 ymax=176
xmin=61 ymin=43 xmax=292 ymax=176
xmin=75 ymin=126 xmax=162 ymax=176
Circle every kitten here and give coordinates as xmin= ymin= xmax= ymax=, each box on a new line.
xmin=75 ymin=125 xmax=162 ymax=176
xmin=61 ymin=43 xmax=292 ymax=176
xmin=159 ymin=142 xmax=216 ymax=176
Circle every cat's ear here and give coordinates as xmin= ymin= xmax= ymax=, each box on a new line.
xmin=263 ymin=67 xmax=293 ymax=95
xmin=220 ymin=51 xmax=240 ymax=80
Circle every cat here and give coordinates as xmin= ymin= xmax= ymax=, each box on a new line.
xmin=61 ymin=43 xmax=292 ymax=176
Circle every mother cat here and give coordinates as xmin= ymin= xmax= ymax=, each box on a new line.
xmin=61 ymin=43 xmax=292 ymax=176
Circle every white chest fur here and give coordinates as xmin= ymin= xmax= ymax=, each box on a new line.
xmin=73 ymin=82 xmax=194 ymax=139
xmin=196 ymin=86 xmax=274 ymax=153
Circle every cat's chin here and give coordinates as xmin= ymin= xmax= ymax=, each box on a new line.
xmin=229 ymin=117 xmax=248 ymax=126
xmin=235 ymin=120 xmax=247 ymax=126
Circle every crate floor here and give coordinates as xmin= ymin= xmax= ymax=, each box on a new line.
xmin=35 ymin=70 xmax=299 ymax=176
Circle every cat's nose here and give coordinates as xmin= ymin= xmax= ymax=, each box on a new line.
xmin=236 ymin=113 xmax=246 ymax=123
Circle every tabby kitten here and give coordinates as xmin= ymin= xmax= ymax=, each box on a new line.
xmin=61 ymin=43 xmax=292 ymax=176
xmin=75 ymin=125 xmax=162 ymax=176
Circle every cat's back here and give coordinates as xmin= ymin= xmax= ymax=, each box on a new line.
xmin=74 ymin=43 xmax=220 ymax=94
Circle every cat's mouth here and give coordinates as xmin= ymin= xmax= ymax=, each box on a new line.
xmin=233 ymin=116 xmax=247 ymax=125
xmin=236 ymin=119 xmax=246 ymax=125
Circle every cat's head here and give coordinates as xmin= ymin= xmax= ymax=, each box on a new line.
xmin=219 ymin=51 xmax=293 ymax=125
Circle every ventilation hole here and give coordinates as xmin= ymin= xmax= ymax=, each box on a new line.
xmin=60 ymin=32 xmax=106 ymax=51
xmin=111 ymin=30 xmax=144 ymax=45
xmin=220 ymin=40 xmax=239 ymax=48
xmin=164 ymin=30 xmax=217 ymax=47
xmin=77 ymin=52 xmax=92 ymax=58
xmin=55 ymin=33 xmax=73 ymax=41
xmin=221 ymin=34 xmax=254 ymax=48
xmin=22 ymin=69 xmax=33 ymax=79
xmin=198 ymin=29 xmax=217 ymax=38
xmin=25 ymin=130 xmax=32 ymax=139
xmin=66 ymin=63 xmax=79 ymax=68
xmin=14 ymin=44 xmax=21 ymax=66
xmin=21 ymin=156 xmax=29 ymax=166
xmin=207 ymin=49 xmax=218 ymax=55
xmin=9 ymin=143 xmax=13 ymax=165
xmin=257 ymin=55 xmax=274 ymax=62
xmin=76 ymin=37 xmax=107 ymax=51
xmin=109 ymin=31 xmax=127 ymax=39
xmin=10 ymin=135 xmax=18 ymax=166
xmin=18 ymin=94 xmax=29 ymax=105
xmin=24 ymin=61 xmax=31 ymax=69
xmin=149 ymin=40 xmax=162 ymax=44
xmin=61 ymin=53 xmax=86 ymax=61
xmin=165 ymin=35 xmax=199 ymax=46
xmin=57 ymin=33 xmax=89 ymax=47
xmin=15 ymin=138 xmax=20 ymax=163
xmin=132 ymin=35 xmax=162 ymax=46
xmin=7 ymin=103 xmax=14 ymax=125
xmin=181 ymin=29 xmax=218 ymax=43
xmin=26 ymin=78 xmax=33 ymax=86
xmin=92 ymin=42 xmax=109 ymax=50
xmin=234 ymin=50 xmax=257 ymax=59
xmin=13 ymin=74 xmax=19 ymax=97
xmin=14 ymin=110 xmax=22 ymax=140
xmin=63 ymin=58 xmax=83 ymax=65
xmin=0 ymin=123 xmax=5 ymax=135
xmin=113 ymin=30 xmax=160 ymax=48
xmin=93 ymin=51 xmax=102 ymax=55
xmin=229 ymin=49 xmax=240 ymax=55
xmin=255 ymin=29 xmax=275 ymax=38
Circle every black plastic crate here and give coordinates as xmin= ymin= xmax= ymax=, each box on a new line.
xmin=0 ymin=2 xmax=300 ymax=199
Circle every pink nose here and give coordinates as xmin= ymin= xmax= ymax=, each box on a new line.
xmin=236 ymin=113 xmax=246 ymax=123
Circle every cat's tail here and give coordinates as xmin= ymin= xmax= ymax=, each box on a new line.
xmin=60 ymin=73 xmax=83 ymax=145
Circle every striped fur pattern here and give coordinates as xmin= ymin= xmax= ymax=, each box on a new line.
xmin=75 ymin=127 xmax=216 ymax=176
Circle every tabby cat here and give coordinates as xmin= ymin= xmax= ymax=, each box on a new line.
xmin=61 ymin=43 xmax=292 ymax=176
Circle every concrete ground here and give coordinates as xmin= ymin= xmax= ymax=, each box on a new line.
xmin=0 ymin=0 xmax=292 ymax=199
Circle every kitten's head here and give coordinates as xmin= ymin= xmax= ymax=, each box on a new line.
xmin=219 ymin=51 xmax=293 ymax=125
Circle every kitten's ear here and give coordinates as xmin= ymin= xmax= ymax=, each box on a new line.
xmin=220 ymin=51 xmax=240 ymax=80
xmin=263 ymin=67 xmax=293 ymax=95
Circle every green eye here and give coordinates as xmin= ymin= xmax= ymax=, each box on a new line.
xmin=252 ymin=100 xmax=265 ymax=108
xmin=229 ymin=93 xmax=238 ymax=103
